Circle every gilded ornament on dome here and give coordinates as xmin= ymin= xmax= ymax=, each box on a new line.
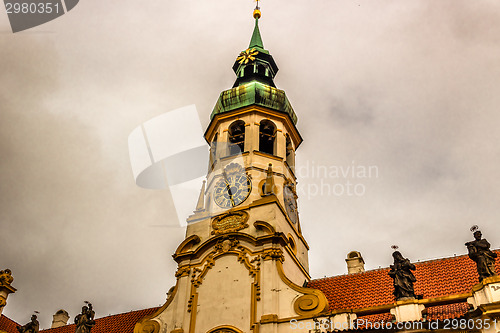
xmin=237 ymin=48 xmax=259 ymax=64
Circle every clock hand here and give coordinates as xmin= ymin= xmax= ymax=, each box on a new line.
xmin=222 ymin=171 xmax=235 ymax=207
xmin=226 ymin=184 xmax=235 ymax=207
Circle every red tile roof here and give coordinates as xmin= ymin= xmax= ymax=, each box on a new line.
xmin=424 ymin=302 xmax=470 ymax=321
xmin=309 ymin=251 xmax=500 ymax=317
xmin=40 ymin=307 xmax=159 ymax=333
xmin=0 ymin=314 xmax=20 ymax=333
xmin=3 ymin=252 xmax=498 ymax=331
xmin=355 ymin=313 xmax=393 ymax=329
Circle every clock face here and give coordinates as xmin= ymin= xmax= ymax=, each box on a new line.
xmin=283 ymin=183 xmax=299 ymax=224
xmin=214 ymin=173 xmax=252 ymax=209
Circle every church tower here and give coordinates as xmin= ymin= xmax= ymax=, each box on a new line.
xmin=135 ymin=7 xmax=328 ymax=333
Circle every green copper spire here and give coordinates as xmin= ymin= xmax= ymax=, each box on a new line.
xmin=249 ymin=18 xmax=265 ymax=51
xmin=231 ymin=5 xmax=278 ymax=87
xmin=210 ymin=5 xmax=299 ymax=125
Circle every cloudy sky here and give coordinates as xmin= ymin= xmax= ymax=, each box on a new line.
xmin=2 ymin=0 xmax=500 ymax=329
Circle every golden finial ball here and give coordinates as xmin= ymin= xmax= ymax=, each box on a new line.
xmin=253 ymin=9 xmax=261 ymax=19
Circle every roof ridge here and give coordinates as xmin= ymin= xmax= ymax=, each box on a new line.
xmin=413 ymin=248 xmax=499 ymax=265
xmin=310 ymin=249 xmax=500 ymax=282
xmin=40 ymin=307 xmax=160 ymax=332
xmin=93 ymin=306 xmax=160 ymax=320
xmin=0 ymin=314 xmax=20 ymax=326
xmin=413 ymin=252 xmax=469 ymax=265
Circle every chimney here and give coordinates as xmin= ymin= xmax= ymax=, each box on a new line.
xmin=0 ymin=269 xmax=16 ymax=317
xmin=346 ymin=251 xmax=365 ymax=274
xmin=51 ymin=309 xmax=70 ymax=328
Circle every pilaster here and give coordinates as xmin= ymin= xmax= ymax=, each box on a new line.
xmin=0 ymin=269 xmax=16 ymax=317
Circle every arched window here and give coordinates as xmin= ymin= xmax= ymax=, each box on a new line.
xmin=207 ymin=326 xmax=243 ymax=333
xmin=285 ymin=134 xmax=294 ymax=169
xmin=257 ymin=64 xmax=266 ymax=76
xmin=259 ymin=120 xmax=276 ymax=155
xmin=228 ymin=120 xmax=245 ymax=155
xmin=243 ymin=65 xmax=254 ymax=77
xmin=348 ymin=251 xmax=361 ymax=259
xmin=210 ymin=133 xmax=218 ymax=164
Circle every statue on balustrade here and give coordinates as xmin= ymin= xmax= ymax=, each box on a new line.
xmin=388 ymin=251 xmax=417 ymax=300
xmin=75 ymin=302 xmax=96 ymax=333
xmin=466 ymin=228 xmax=497 ymax=282
xmin=17 ymin=314 xmax=39 ymax=333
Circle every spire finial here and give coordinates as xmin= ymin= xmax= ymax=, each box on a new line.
xmin=249 ymin=1 xmax=264 ymax=50
xmin=253 ymin=0 xmax=261 ymax=19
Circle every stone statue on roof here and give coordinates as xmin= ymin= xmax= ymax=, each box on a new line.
xmin=17 ymin=314 xmax=39 ymax=333
xmin=388 ymin=251 xmax=417 ymax=300
xmin=75 ymin=302 xmax=96 ymax=333
xmin=466 ymin=229 xmax=497 ymax=282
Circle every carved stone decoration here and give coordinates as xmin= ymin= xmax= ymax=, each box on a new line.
xmin=134 ymin=284 xmax=179 ymax=333
xmin=137 ymin=320 xmax=160 ymax=333
xmin=466 ymin=230 xmax=498 ymax=282
xmin=211 ymin=211 xmax=249 ymax=235
xmin=274 ymin=260 xmax=329 ymax=316
xmin=0 ymin=269 xmax=14 ymax=286
xmin=294 ymin=294 xmax=322 ymax=314
xmin=174 ymin=235 xmax=201 ymax=257
xmin=214 ymin=237 xmax=240 ymax=253
xmin=283 ymin=179 xmax=299 ymax=224
xmin=175 ymin=266 xmax=191 ymax=278
xmin=261 ymin=248 xmax=285 ymax=262
xmin=253 ymin=221 xmax=275 ymax=234
xmin=134 ymin=319 xmax=160 ymax=333
xmin=262 ymin=163 xmax=275 ymax=196
xmin=0 ymin=268 xmax=15 ymax=312
xmin=17 ymin=315 xmax=39 ymax=333
xmin=74 ymin=302 xmax=96 ymax=333
xmin=388 ymin=251 xmax=417 ymax=300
